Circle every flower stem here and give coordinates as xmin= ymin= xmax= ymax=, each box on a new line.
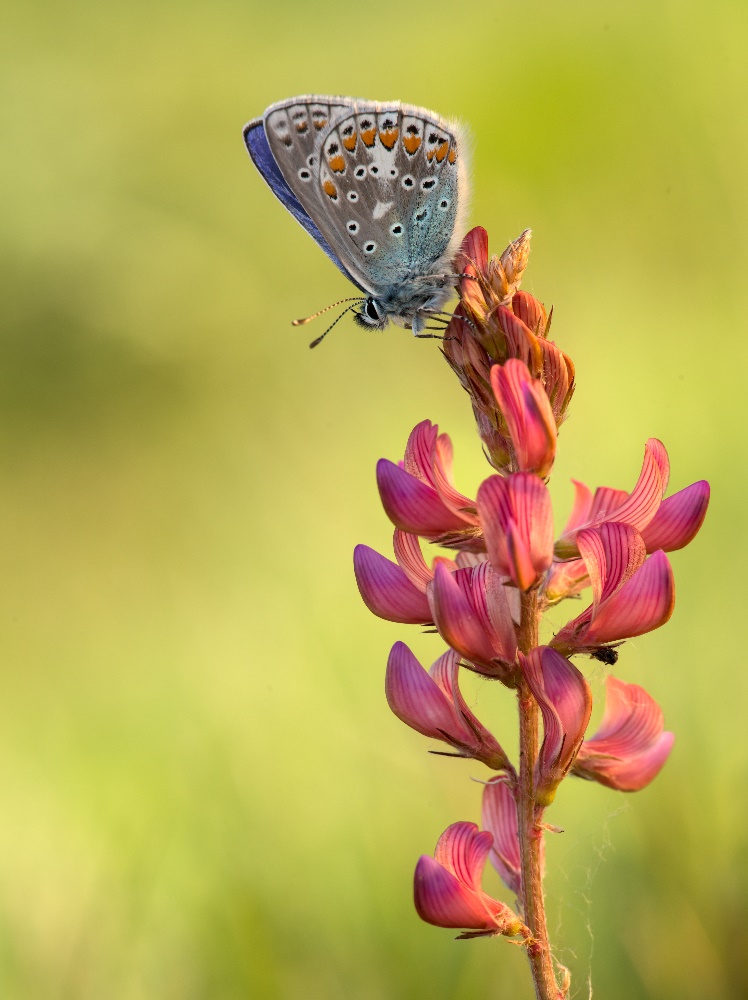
xmin=517 ymin=588 xmax=560 ymax=1000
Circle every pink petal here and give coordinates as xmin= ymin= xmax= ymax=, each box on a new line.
xmin=599 ymin=438 xmax=669 ymax=532
xmin=640 ymin=481 xmax=710 ymax=553
xmin=586 ymin=550 xmax=675 ymax=645
xmin=430 ymin=563 xmax=499 ymax=668
xmin=414 ymin=854 xmax=497 ymax=930
xmin=429 ymin=649 xmax=508 ymax=766
xmin=562 ymin=480 xmax=594 ymax=535
xmin=433 ymin=821 xmax=493 ymax=892
xmin=481 ymin=780 xmax=522 ymax=896
xmin=432 ymin=434 xmax=479 ymax=522
xmin=522 ymin=647 xmax=592 ymax=803
xmin=353 ymin=545 xmax=432 ymax=624
xmin=490 ymin=360 xmax=556 ymax=477
xmin=578 ymin=523 xmax=647 ymax=614
xmin=385 ymin=642 xmax=465 ymax=744
xmin=377 ymin=459 xmax=466 ymax=536
xmin=512 ymin=291 xmax=546 ymax=336
xmin=581 ymin=732 xmax=675 ymax=791
xmin=392 ymin=530 xmax=437 ymax=590
xmin=483 ymin=563 xmax=519 ymax=661
xmin=588 ymin=486 xmax=630 ymax=523
xmin=477 ymin=474 xmax=553 ymax=586
xmin=403 ymin=420 xmax=439 ymax=485
xmin=585 ymin=676 xmax=664 ymax=751
xmin=505 ymin=517 xmax=539 ymax=591
xmin=456 ymin=226 xmax=489 ymax=273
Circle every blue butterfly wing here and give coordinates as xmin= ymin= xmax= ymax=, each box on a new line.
xmin=244 ymin=118 xmax=366 ymax=293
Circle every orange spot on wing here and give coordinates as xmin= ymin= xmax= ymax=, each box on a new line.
xmin=328 ymin=155 xmax=345 ymax=173
xmin=403 ymin=135 xmax=421 ymax=155
xmin=323 ymin=179 xmax=338 ymax=199
xmin=295 ymin=121 xmax=308 ymax=134
xmin=343 ymin=133 xmax=357 ymax=151
xmin=361 ymin=127 xmax=377 ymax=147
xmin=379 ymin=128 xmax=399 ymax=150
xmin=435 ymin=140 xmax=450 ymax=163
xmin=448 ymin=146 xmax=457 ymax=164
xmin=313 ymin=118 xmax=328 ymax=131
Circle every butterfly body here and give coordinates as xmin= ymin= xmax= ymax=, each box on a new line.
xmin=244 ymin=96 xmax=468 ymax=335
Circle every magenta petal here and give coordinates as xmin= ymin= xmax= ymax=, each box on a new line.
xmin=587 ymin=676 xmax=663 ymax=750
xmin=586 ymin=550 xmax=675 ymax=645
xmin=601 ymin=438 xmax=669 ymax=532
xmin=522 ymin=647 xmax=592 ymax=803
xmin=377 ymin=459 xmax=466 ymax=536
xmin=481 ymin=779 xmax=522 ymax=897
xmin=430 ymin=650 xmax=507 ymax=765
xmin=354 ymin=545 xmax=432 ymax=624
xmin=575 ymin=673 xmax=675 ymax=792
xmin=414 ymin=854 xmax=496 ymax=929
xmin=581 ymin=731 xmax=675 ymax=791
xmin=393 ymin=530 xmax=437 ymax=590
xmin=430 ymin=563 xmax=498 ymax=667
xmin=434 ymin=821 xmax=493 ymax=892
xmin=562 ymin=480 xmax=594 ymax=535
xmin=577 ymin=522 xmax=646 ymax=612
xmin=640 ymin=481 xmax=710 ymax=552
xmin=385 ymin=642 xmax=464 ymax=744
xmin=478 ymin=473 xmax=553 ymax=586
xmin=403 ymin=420 xmax=439 ymax=485
xmin=491 ymin=360 xmax=557 ymax=477
xmin=574 ymin=676 xmax=675 ymax=791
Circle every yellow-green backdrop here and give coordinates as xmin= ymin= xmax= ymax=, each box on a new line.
xmin=1 ymin=1 xmax=744 ymax=997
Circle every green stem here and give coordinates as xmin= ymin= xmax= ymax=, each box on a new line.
xmin=517 ymin=588 xmax=560 ymax=1000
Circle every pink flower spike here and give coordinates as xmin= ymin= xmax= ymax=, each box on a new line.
xmin=574 ymin=676 xmax=675 ymax=791
xmin=552 ymin=522 xmax=675 ymax=655
xmin=521 ymin=646 xmax=592 ymax=805
xmin=414 ymin=822 xmax=525 ymax=937
xmin=385 ymin=644 xmax=508 ymax=768
xmin=429 ymin=562 xmax=517 ymax=676
xmin=477 ymin=473 xmax=554 ymax=590
xmin=640 ymin=480 xmax=710 ymax=553
xmin=353 ymin=544 xmax=433 ymax=624
xmin=490 ymin=359 xmax=557 ymax=477
xmin=481 ymin=778 xmax=522 ymax=897
xmin=555 ymin=439 xmax=669 ymax=558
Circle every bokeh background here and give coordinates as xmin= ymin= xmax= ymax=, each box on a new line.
xmin=1 ymin=1 xmax=745 ymax=997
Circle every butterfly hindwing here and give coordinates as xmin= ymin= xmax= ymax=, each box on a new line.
xmin=314 ymin=104 xmax=464 ymax=293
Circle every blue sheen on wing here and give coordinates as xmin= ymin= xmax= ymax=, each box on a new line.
xmin=244 ymin=120 xmax=365 ymax=291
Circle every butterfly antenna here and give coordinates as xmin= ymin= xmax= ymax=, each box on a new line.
xmin=308 ymin=303 xmax=357 ymax=349
xmin=292 ymin=297 xmax=363 ymax=327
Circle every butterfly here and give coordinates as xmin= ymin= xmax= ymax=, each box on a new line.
xmin=244 ymin=96 xmax=468 ymax=345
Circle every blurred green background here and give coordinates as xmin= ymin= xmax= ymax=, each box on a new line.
xmin=0 ymin=0 xmax=745 ymax=997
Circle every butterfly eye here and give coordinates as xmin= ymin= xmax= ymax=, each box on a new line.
xmin=298 ymin=168 xmax=311 ymax=182
xmin=390 ymin=224 xmax=403 ymax=237
xmin=347 ymin=221 xmax=360 ymax=234
xmin=401 ymin=175 xmax=415 ymax=189
xmin=354 ymin=166 xmax=366 ymax=179
xmin=364 ymin=241 xmax=377 ymax=254
xmin=364 ymin=298 xmax=383 ymax=322
xmin=347 ymin=191 xmax=358 ymax=202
